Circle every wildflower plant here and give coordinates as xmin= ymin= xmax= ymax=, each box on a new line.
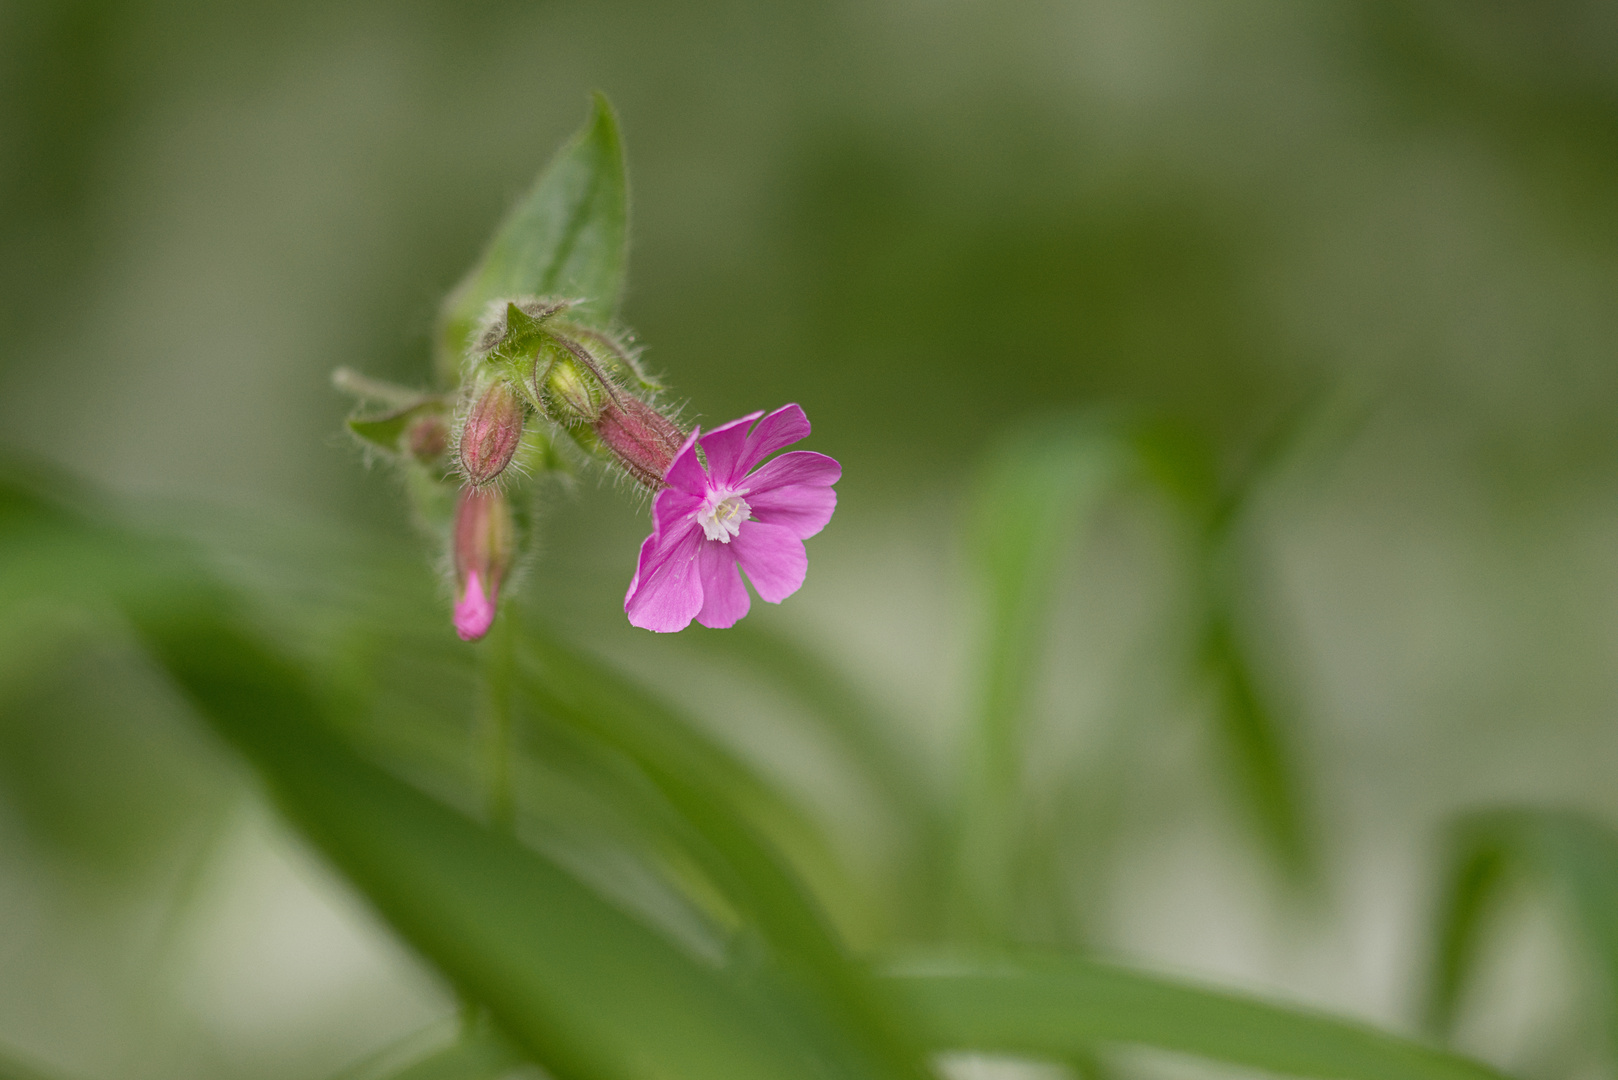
xmin=1 ymin=94 xmax=1595 ymax=1080
xmin=338 ymin=96 xmax=837 ymax=642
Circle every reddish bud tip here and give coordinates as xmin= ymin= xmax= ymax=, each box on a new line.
xmin=406 ymin=413 xmax=450 ymax=462
xmin=454 ymin=570 xmax=497 ymax=640
xmin=594 ymin=398 xmax=686 ymax=487
xmin=452 ymin=488 xmax=514 ymax=641
xmin=458 ymin=380 xmax=525 ymax=485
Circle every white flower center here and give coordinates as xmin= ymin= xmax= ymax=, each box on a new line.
xmin=696 ymin=490 xmax=751 ymax=543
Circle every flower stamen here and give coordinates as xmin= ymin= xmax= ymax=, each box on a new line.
xmin=696 ymin=490 xmax=751 ymax=543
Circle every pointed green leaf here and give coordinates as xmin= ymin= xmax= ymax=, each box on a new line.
xmin=884 ymin=953 xmax=1512 ymax=1080
xmin=438 ymin=95 xmax=628 ymax=380
xmin=1425 ymin=808 xmax=1618 ymax=1054
xmin=347 ymin=400 xmax=445 ymax=454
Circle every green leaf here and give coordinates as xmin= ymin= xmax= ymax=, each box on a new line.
xmin=884 ymin=953 xmax=1513 ymax=1080
xmin=347 ymin=400 xmax=446 ymax=455
xmin=955 ymin=414 xmax=1125 ymax=939
xmin=437 ymin=94 xmax=628 ymax=381
xmin=1425 ymin=808 xmax=1618 ymax=1052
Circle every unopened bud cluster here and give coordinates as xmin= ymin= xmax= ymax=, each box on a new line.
xmin=339 ymin=297 xmax=692 ymax=641
xmin=461 ymin=299 xmax=686 ymax=490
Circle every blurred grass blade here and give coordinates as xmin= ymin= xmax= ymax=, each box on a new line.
xmin=0 ymin=472 xmax=921 ymax=1080
xmin=956 ymin=415 xmax=1125 ymax=938
xmin=1200 ymin=609 xmax=1311 ymax=881
xmin=516 ymin=627 xmax=860 ymax=922
xmin=381 ymin=1039 xmax=522 ymax=1080
xmin=885 ymin=954 xmax=1511 ymax=1080
xmin=515 ymin=632 xmax=930 ymax=1080
xmin=0 ymin=1043 xmax=93 ymax=1080
xmin=1425 ymin=808 xmax=1618 ymax=1051
xmin=132 ymin=601 xmax=897 ymax=1080
xmin=678 ymin=622 xmax=948 ymax=929
xmin=684 ymin=621 xmax=935 ymax=835
xmin=364 ymin=1032 xmax=524 ymax=1080
xmin=437 ymin=93 xmax=628 ymax=377
xmin=326 ymin=1021 xmax=525 ymax=1080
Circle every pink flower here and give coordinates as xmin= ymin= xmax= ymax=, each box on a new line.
xmin=625 ymin=404 xmax=839 ymax=632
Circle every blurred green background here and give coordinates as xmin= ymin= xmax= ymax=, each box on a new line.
xmin=5 ymin=0 xmax=1618 ymax=1077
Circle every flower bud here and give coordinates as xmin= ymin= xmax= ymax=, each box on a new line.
xmin=452 ymin=487 xmax=514 ymax=642
xmin=406 ymin=412 xmax=451 ymax=463
xmin=542 ymin=357 xmax=601 ymax=422
xmin=593 ymin=397 xmax=687 ymax=487
xmin=458 ymin=380 xmax=525 ymax=485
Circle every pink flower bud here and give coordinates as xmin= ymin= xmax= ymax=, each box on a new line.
xmin=452 ymin=487 xmax=514 ymax=641
xmin=594 ymin=398 xmax=686 ymax=487
xmin=406 ymin=412 xmax=450 ymax=462
xmin=458 ymin=380 xmax=524 ymax=485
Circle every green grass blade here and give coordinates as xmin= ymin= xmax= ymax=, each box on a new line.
xmin=324 ymin=1021 xmax=525 ymax=1080
xmin=132 ymin=602 xmax=889 ymax=1080
xmin=955 ymin=415 xmax=1124 ymax=939
xmin=683 ymin=621 xmax=935 ymax=836
xmin=884 ymin=953 xmax=1512 ymax=1080
xmin=1200 ymin=609 xmax=1311 ymax=881
xmin=371 ymin=1033 xmax=525 ymax=1080
xmin=1425 ymin=808 xmax=1618 ymax=1053
xmin=514 ymin=631 xmax=930 ymax=1080
xmin=0 ymin=1043 xmax=94 ymax=1080
xmin=674 ymin=622 xmax=949 ymax=932
xmin=437 ymin=93 xmax=628 ymax=378
xmin=0 ymin=477 xmax=921 ymax=1080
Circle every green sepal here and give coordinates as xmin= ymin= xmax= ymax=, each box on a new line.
xmin=483 ymin=300 xmax=558 ymax=364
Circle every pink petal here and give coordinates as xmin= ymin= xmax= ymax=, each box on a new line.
xmin=744 ymin=450 xmax=840 ymax=495
xmin=732 ymin=519 xmax=808 ymax=604
xmin=697 ymin=411 xmax=765 ymax=488
xmin=625 ymin=520 xmax=706 ymax=632
xmin=695 ymin=541 xmax=750 ymax=629
xmin=748 ymin=484 xmax=837 ymax=540
xmin=662 ymin=429 xmax=709 ymax=496
xmin=738 ymin=404 xmax=812 ymax=476
xmin=649 ymin=486 xmax=703 ymax=539
xmin=454 ymin=571 xmax=497 ymax=641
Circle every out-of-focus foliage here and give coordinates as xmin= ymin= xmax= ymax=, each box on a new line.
xmin=0 ymin=463 xmax=1507 ymax=1080
xmin=1426 ymin=810 xmax=1618 ymax=1061
xmin=5 ymin=2 xmax=1618 ymax=1080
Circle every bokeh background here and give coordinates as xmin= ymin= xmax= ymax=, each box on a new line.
xmin=4 ymin=1 xmax=1618 ymax=1077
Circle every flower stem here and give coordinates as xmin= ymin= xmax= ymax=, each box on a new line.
xmin=461 ymin=605 xmax=517 ymax=1036
xmin=481 ymin=605 xmax=517 ymax=832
